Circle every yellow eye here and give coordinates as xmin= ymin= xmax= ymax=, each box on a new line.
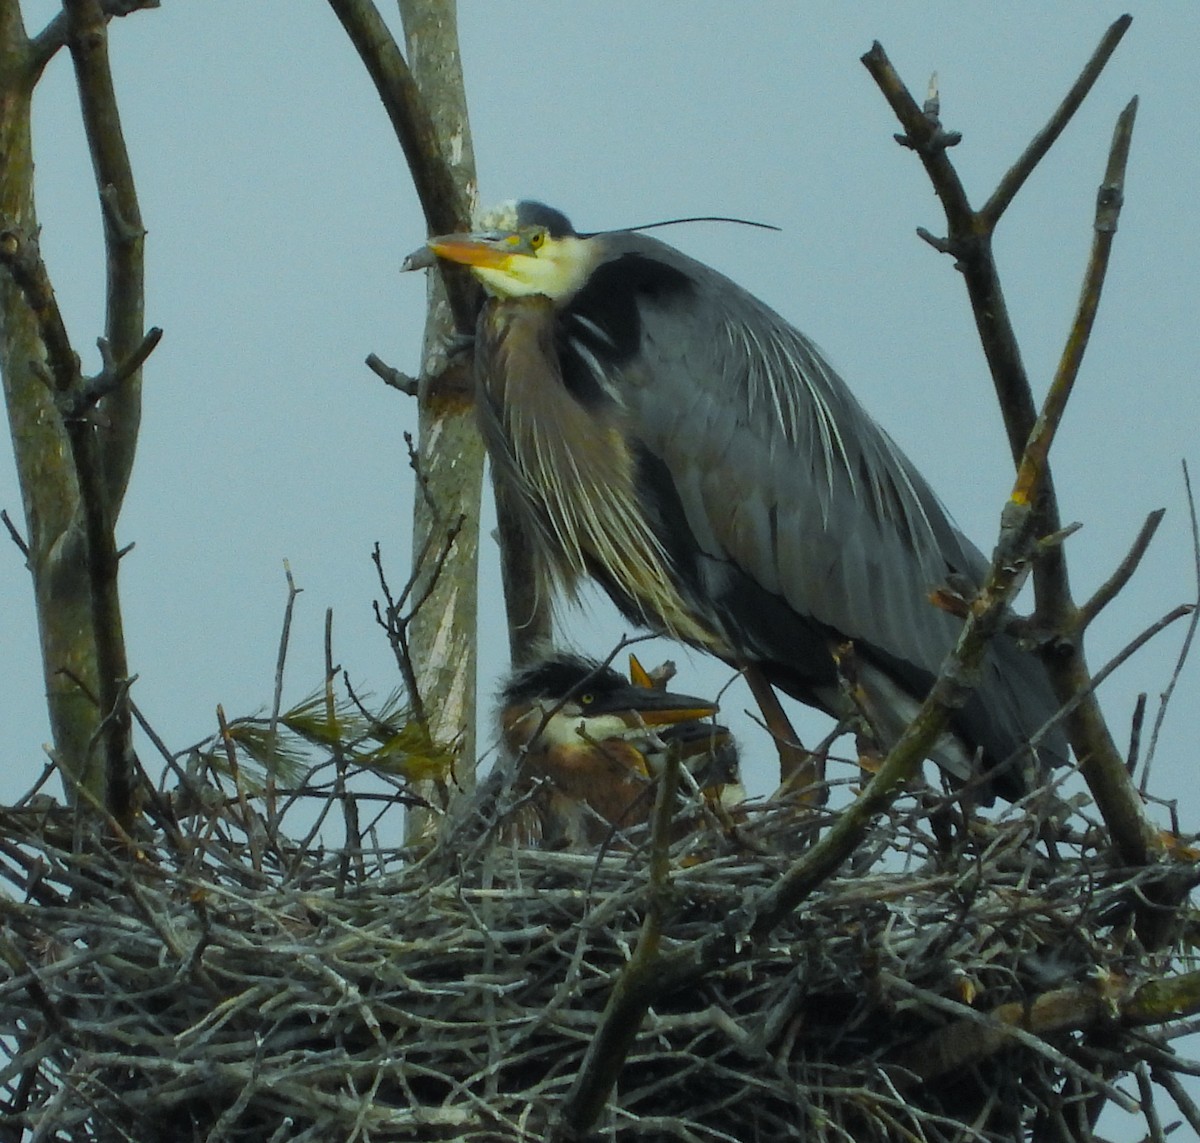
xmin=528 ymin=229 xmax=546 ymax=251
xmin=579 ymin=692 xmax=594 ymax=705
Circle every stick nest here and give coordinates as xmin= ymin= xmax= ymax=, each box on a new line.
xmin=1 ymin=770 xmax=1196 ymax=1142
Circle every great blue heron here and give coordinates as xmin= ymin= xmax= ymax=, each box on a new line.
xmin=415 ymin=201 xmax=1066 ymax=800
xmin=500 ymin=652 xmax=741 ymax=849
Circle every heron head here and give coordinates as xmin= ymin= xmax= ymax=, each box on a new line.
xmin=499 ymin=654 xmax=742 ymax=848
xmin=423 ymin=200 xmax=598 ymax=302
xmin=501 ymin=653 xmax=720 ymax=757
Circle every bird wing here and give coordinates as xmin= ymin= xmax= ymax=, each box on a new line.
xmin=612 ymin=245 xmax=986 ymax=682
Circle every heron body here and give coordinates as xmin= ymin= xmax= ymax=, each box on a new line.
xmin=500 ymin=653 xmax=741 ymax=849
xmin=422 ymin=201 xmax=1065 ymax=799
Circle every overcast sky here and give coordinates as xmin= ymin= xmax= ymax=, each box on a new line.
xmin=2 ymin=3 xmax=1198 ymax=1133
xmin=4 ymin=11 xmax=1196 ymax=802
xmin=5 ymin=4 xmax=1196 ymax=807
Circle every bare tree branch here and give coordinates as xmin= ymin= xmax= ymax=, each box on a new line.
xmin=1034 ymin=98 xmax=1168 ymax=876
xmin=1152 ymin=1065 xmax=1200 ymax=1138
xmin=1077 ymin=508 xmax=1165 ymax=631
xmin=65 ymin=0 xmax=149 ymax=511
xmin=0 ymin=226 xmax=78 ymax=389
xmin=29 ymin=0 xmax=159 ymax=78
xmin=0 ymin=223 xmax=147 ymax=827
xmin=1013 ymin=95 xmax=1137 ymax=511
xmin=0 ymin=148 xmax=93 ymax=798
xmin=365 ymin=351 xmax=418 ymax=395
xmin=861 ymin=40 xmax=1058 ymax=526
xmin=981 ymin=15 xmax=1132 ymax=227
xmin=864 ymin=27 xmax=1167 ymax=889
xmin=394 ymin=0 xmax=486 ymax=831
xmin=1142 ymin=460 xmax=1200 ymax=792
xmin=0 ymin=0 xmax=151 ymax=823
xmin=325 ymin=0 xmax=477 ymax=330
xmin=896 ymin=967 xmax=1200 ymax=1086
xmin=0 ymin=507 xmax=29 ymax=558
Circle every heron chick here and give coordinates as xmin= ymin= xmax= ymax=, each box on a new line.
xmin=500 ymin=653 xmax=741 ymax=850
xmin=417 ymin=200 xmax=1066 ymax=801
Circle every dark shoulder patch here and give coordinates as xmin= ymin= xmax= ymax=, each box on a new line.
xmin=566 ymin=254 xmax=695 ymax=365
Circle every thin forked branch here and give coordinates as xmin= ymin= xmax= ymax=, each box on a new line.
xmin=981 ymin=14 xmax=1132 ymax=226
xmin=1013 ymin=96 xmax=1138 ymax=512
xmin=1077 ymin=508 xmax=1165 ymax=631
xmin=65 ymin=0 xmax=149 ymax=508
xmin=864 ymin=23 xmax=1165 ymax=880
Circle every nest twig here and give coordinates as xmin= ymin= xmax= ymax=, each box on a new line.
xmin=2 ymin=759 xmax=1198 ymax=1142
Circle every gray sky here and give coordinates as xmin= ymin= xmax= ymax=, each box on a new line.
xmin=5 ymin=5 xmax=1195 ymax=803
xmin=2 ymin=3 xmax=1198 ymax=1133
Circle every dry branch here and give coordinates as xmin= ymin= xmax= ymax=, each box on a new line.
xmin=0 ymin=0 xmax=154 ymax=824
xmin=29 ymin=0 xmax=159 ymax=77
xmin=863 ymin=17 xmax=1167 ymax=891
xmin=65 ymin=0 xmax=148 ymax=507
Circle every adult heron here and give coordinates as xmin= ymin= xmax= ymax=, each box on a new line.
xmin=415 ymin=201 xmax=1065 ymax=800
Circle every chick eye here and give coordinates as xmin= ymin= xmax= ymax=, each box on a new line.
xmin=528 ymin=229 xmax=546 ymax=251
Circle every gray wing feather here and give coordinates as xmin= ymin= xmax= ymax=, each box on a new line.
xmin=626 ymin=249 xmax=984 ymax=678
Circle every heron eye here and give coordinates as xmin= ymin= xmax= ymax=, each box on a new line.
xmin=579 ymin=692 xmax=595 ymax=705
xmin=528 ymin=229 xmax=546 ymax=251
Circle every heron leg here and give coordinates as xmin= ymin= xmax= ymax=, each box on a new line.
xmin=744 ymin=666 xmax=827 ymax=805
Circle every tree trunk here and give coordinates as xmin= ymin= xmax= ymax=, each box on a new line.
xmin=0 ymin=1 xmax=144 ymax=823
xmin=398 ymin=0 xmax=483 ymax=838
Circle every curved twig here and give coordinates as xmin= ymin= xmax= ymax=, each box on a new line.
xmin=1077 ymin=508 xmax=1165 ymax=632
xmin=1141 ymin=460 xmax=1200 ymax=792
xmin=325 ymin=0 xmax=478 ymax=332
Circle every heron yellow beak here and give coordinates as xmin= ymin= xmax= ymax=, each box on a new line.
xmin=612 ymin=687 xmax=718 ymax=728
xmin=427 ymin=234 xmax=518 ymax=270
xmin=416 ymin=226 xmax=591 ymax=300
xmin=639 ymin=705 xmax=718 ymax=727
xmin=622 ymin=654 xmax=716 ymax=725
